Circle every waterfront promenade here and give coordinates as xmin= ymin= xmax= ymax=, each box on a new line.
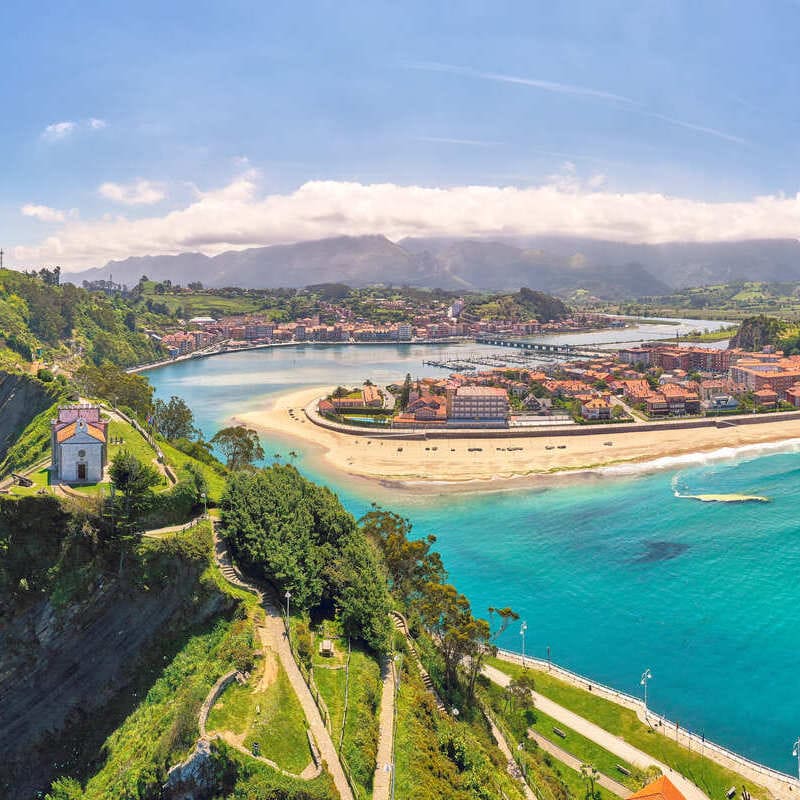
xmin=492 ymin=650 xmax=799 ymax=800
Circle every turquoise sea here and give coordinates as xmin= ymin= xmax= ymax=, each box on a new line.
xmin=147 ymin=331 xmax=800 ymax=774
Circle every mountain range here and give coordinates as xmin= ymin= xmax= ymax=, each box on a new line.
xmin=69 ymin=235 xmax=800 ymax=298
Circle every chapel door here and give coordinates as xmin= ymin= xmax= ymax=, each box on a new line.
xmin=77 ymin=463 xmax=87 ymax=481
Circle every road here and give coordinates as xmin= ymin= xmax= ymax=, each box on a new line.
xmin=483 ymin=664 xmax=711 ymax=800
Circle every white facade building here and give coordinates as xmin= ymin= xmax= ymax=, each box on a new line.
xmin=51 ymin=406 xmax=108 ymax=483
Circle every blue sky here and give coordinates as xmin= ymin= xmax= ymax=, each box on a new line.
xmin=4 ymin=0 xmax=800 ymax=268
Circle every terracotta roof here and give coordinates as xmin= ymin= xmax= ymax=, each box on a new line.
xmin=627 ymin=776 xmax=686 ymax=800
xmin=55 ymin=421 xmax=106 ymax=443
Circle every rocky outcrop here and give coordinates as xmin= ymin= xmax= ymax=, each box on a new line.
xmin=0 ymin=370 xmax=55 ymax=462
xmin=163 ymin=739 xmax=219 ymax=800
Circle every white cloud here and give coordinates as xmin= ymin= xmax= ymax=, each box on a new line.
xmin=41 ymin=118 xmax=108 ymax=142
xmin=21 ymin=204 xmax=66 ymax=223
xmin=11 ymin=173 xmax=800 ymax=270
xmin=41 ymin=121 xmax=76 ymax=141
xmin=98 ymin=179 xmax=166 ymax=206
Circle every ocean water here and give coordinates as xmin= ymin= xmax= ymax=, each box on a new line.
xmin=148 ymin=333 xmax=800 ymax=773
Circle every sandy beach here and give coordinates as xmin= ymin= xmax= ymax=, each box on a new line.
xmin=235 ymin=386 xmax=800 ymax=489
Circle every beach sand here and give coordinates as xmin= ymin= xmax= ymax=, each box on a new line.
xmin=235 ymin=386 xmax=800 ymax=490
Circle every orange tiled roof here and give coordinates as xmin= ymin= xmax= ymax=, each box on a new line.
xmin=55 ymin=421 xmax=106 ymax=443
xmin=627 ymin=776 xmax=686 ymax=800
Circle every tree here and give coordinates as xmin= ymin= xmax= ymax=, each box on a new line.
xmin=109 ymin=449 xmax=162 ymax=522
xmin=211 ymin=425 xmax=265 ymax=470
xmin=400 ymin=373 xmax=413 ymax=408
xmin=360 ymin=508 xmax=445 ymax=605
xmin=152 ymin=395 xmax=198 ymax=440
xmin=219 ymin=466 xmax=391 ymax=652
xmin=506 ymin=671 xmax=536 ymax=713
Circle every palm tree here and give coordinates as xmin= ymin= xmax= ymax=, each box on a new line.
xmin=288 ymin=450 xmax=298 ymax=463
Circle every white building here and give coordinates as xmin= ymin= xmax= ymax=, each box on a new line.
xmin=51 ymin=406 xmax=108 ymax=483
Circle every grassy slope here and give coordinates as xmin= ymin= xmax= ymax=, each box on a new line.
xmin=393 ymin=654 xmax=525 ymax=800
xmin=0 ymin=396 xmax=63 ymax=475
xmin=487 ymin=657 xmax=767 ymax=800
xmin=313 ymin=635 xmax=382 ymax=797
xmin=207 ymin=654 xmax=312 ymax=775
xmin=43 ymin=523 xmax=264 ymax=799
xmin=159 ymin=439 xmax=227 ymax=502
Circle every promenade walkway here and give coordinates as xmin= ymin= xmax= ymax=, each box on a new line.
xmin=483 ymin=664 xmax=710 ymax=800
xmin=494 ymin=650 xmax=795 ymax=800
xmin=526 ymin=729 xmax=631 ymax=798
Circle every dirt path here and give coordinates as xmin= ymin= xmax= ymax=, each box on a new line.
xmin=213 ymin=526 xmax=354 ymax=800
xmin=372 ymin=657 xmax=396 ymax=800
xmin=527 ymin=729 xmax=632 ymax=798
xmin=483 ymin=664 xmax=710 ymax=800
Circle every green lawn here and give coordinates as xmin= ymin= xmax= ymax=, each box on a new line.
xmin=483 ymin=680 xmax=640 ymax=791
xmin=486 ymin=657 xmax=768 ymax=800
xmin=141 ymin=289 xmax=267 ymax=317
xmin=207 ymin=653 xmax=312 ymax=775
xmin=313 ymin=632 xmax=382 ymax=797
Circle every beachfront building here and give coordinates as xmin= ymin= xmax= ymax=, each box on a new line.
xmin=580 ymin=396 xmax=612 ymax=420
xmin=447 ymin=386 xmax=509 ymax=426
xmin=50 ymin=405 xmax=108 ymax=484
xmin=329 ymin=385 xmax=383 ymax=411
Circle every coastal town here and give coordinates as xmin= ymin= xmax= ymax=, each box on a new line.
xmin=155 ymin=303 xmax=619 ymax=356
xmin=314 ymin=342 xmax=800 ymax=430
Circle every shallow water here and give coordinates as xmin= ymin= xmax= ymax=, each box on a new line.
xmin=148 ymin=333 xmax=800 ymax=773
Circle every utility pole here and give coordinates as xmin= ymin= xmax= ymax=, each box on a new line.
xmin=0 ymin=249 xmax=4 ymax=269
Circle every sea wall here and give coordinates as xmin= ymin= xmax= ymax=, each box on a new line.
xmin=306 ymin=399 xmax=800 ymax=440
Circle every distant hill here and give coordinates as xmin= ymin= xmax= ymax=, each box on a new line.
xmin=465 ymin=288 xmax=569 ymax=322
xmin=67 ymin=234 xmax=800 ymax=298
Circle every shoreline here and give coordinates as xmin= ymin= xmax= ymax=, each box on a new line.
xmin=235 ymin=385 xmax=800 ymax=492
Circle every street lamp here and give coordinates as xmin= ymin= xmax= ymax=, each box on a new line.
xmin=640 ymin=668 xmax=653 ymax=716
xmin=200 ymin=492 xmax=207 ymax=517
xmin=452 ymin=707 xmax=459 ymax=720
xmin=520 ymin=621 xmax=528 ymax=667
xmin=284 ymin=590 xmax=292 ymax=633
xmin=792 ymin=736 xmax=800 ymax=780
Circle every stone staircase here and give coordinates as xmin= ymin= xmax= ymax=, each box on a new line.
xmin=390 ymin=611 xmax=446 ymax=713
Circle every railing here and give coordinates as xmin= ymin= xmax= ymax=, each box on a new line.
xmin=495 ymin=648 xmax=800 ymax=791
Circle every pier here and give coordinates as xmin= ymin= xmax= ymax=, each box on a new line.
xmin=474 ymin=335 xmax=614 ymax=356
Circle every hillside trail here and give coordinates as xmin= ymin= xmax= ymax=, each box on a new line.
xmin=213 ymin=527 xmax=355 ymax=800
xmin=372 ymin=656 xmax=397 ymax=800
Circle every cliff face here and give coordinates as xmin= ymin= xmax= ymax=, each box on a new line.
xmin=0 ymin=371 xmax=55 ymax=463
xmin=0 ymin=508 xmax=232 ymax=800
